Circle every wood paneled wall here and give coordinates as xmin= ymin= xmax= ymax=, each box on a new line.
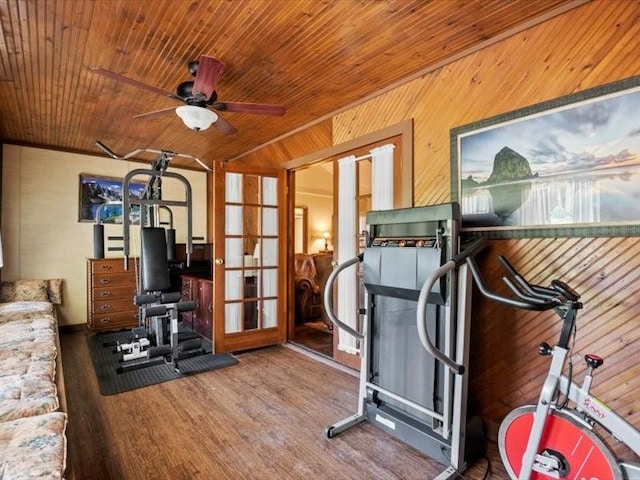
xmin=238 ymin=119 xmax=333 ymax=167
xmin=470 ymin=238 xmax=640 ymax=458
xmin=235 ymin=0 xmax=640 ymax=447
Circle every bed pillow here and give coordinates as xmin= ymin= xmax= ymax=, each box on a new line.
xmin=47 ymin=279 xmax=63 ymax=305
xmin=13 ymin=280 xmax=49 ymax=302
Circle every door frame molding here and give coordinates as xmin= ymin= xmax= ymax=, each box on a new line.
xmin=284 ymin=119 xmax=413 ymax=208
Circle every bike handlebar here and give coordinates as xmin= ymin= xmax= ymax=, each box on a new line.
xmin=498 ymin=256 xmax=559 ymax=300
xmin=501 ymin=276 xmax=556 ymax=306
xmin=467 ymin=255 xmax=563 ymax=311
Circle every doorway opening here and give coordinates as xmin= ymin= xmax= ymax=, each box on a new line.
xmin=286 ymin=119 xmax=413 ymax=367
xmin=291 ymin=161 xmax=335 ymax=358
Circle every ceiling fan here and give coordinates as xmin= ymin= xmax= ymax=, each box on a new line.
xmin=90 ymin=55 xmax=286 ymax=135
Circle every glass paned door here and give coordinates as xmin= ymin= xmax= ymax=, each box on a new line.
xmin=213 ymin=163 xmax=285 ymax=353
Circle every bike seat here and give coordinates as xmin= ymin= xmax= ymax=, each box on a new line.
xmin=585 ymin=353 xmax=604 ymax=369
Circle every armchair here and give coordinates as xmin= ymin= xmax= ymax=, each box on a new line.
xmin=294 ymin=253 xmax=323 ymax=323
xmin=312 ymin=253 xmax=333 ymax=329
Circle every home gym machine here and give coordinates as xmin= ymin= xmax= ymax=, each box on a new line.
xmin=324 ymin=203 xmax=487 ymax=480
xmin=93 ymin=141 xmax=209 ymax=372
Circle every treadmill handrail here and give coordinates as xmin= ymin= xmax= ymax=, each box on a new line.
xmin=417 ymin=261 xmax=462 ymax=374
xmin=414 ymin=238 xmax=481 ymax=375
xmin=323 ymin=255 xmax=365 ymax=340
xmin=416 ymin=237 xmax=488 ymax=375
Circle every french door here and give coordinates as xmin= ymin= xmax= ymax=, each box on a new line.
xmin=213 ymin=161 xmax=286 ymax=353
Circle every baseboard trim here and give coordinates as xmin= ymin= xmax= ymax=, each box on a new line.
xmin=285 ymin=342 xmax=358 ymax=378
xmin=59 ymin=323 xmax=88 ymax=334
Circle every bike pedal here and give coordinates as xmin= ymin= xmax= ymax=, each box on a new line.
xmin=538 ymin=342 xmax=552 ymax=356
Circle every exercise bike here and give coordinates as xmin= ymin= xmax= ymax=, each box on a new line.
xmin=466 ymin=254 xmax=640 ymax=480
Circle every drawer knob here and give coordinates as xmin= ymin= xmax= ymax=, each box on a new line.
xmin=100 ymin=291 xmax=112 ymax=297
xmin=100 ymin=318 xmax=111 ymax=324
xmin=100 ymin=278 xmax=111 ymax=284
xmin=101 ymin=304 xmax=112 ymax=311
xmin=101 ymin=265 xmax=113 ymax=270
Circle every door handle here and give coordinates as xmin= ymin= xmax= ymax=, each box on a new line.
xmin=215 ymin=258 xmax=224 ymax=265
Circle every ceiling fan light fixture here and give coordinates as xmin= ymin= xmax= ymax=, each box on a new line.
xmin=175 ymin=105 xmax=218 ymax=131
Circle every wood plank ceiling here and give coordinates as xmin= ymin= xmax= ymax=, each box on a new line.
xmin=0 ymin=0 xmax=584 ymax=170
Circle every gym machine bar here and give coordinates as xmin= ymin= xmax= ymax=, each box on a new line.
xmin=95 ymin=141 xmax=210 ymax=171
xmin=122 ymin=167 xmax=193 ymax=269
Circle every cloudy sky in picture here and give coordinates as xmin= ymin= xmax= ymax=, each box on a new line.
xmin=459 ymin=87 xmax=640 ymax=183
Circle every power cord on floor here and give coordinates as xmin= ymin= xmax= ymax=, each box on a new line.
xmin=445 ymin=456 xmax=491 ymax=480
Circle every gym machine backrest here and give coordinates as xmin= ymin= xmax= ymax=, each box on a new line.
xmin=139 ymin=227 xmax=171 ymax=293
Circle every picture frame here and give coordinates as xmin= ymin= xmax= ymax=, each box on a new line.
xmin=78 ymin=173 xmax=146 ymax=223
xmin=450 ymin=75 xmax=640 ymax=238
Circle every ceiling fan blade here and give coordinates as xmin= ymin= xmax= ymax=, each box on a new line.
xmin=192 ymin=56 xmax=226 ymax=101
xmin=133 ymin=107 xmax=176 ymax=119
xmin=168 ymin=94 xmax=188 ymax=104
xmin=213 ymin=114 xmax=238 ymax=135
xmin=90 ymin=67 xmax=174 ymax=98
xmin=218 ymin=101 xmax=286 ymax=116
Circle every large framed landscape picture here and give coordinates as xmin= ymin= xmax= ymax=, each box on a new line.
xmin=79 ymin=174 xmax=146 ymax=223
xmin=451 ymin=76 xmax=640 ymax=238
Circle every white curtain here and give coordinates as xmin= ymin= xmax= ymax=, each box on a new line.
xmin=225 ymin=172 xmax=242 ymax=203
xmin=337 ymin=155 xmax=359 ymax=354
xmin=262 ymin=176 xmax=278 ymax=206
xmin=370 ymin=143 xmax=395 ymax=211
xmin=225 ymin=173 xmax=243 ymax=236
xmin=335 ymin=144 xmax=396 ymax=355
xmin=224 ymin=173 xmax=243 ymax=333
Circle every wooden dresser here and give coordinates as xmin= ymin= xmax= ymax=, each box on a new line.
xmin=87 ymin=257 xmax=139 ymax=332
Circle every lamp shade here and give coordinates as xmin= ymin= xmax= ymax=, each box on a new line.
xmin=175 ymin=105 xmax=218 ymax=132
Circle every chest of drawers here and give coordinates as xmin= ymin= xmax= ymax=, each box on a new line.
xmin=87 ymin=258 xmax=139 ymax=332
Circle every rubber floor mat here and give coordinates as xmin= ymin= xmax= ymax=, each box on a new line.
xmin=86 ymin=330 xmax=238 ymax=395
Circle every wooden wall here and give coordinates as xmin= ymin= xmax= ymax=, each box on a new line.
xmin=236 ymin=0 xmax=640 ymax=449
xmin=239 ymin=119 xmax=333 ymax=167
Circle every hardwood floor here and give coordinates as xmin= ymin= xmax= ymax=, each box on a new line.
xmin=292 ymin=319 xmax=333 ymax=357
xmin=60 ymin=331 xmax=508 ymax=479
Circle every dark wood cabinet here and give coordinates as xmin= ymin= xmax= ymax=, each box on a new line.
xmin=180 ymin=274 xmax=213 ymax=340
xmin=180 ymin=275 xmax=196 ymax=330
xmin=179 ymin=274 xmax=260 ymax=341
xmin=87 ymin=258 xmax=138 ymax=332
xmin=195 ymin=279 xmax=213 ymax=339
